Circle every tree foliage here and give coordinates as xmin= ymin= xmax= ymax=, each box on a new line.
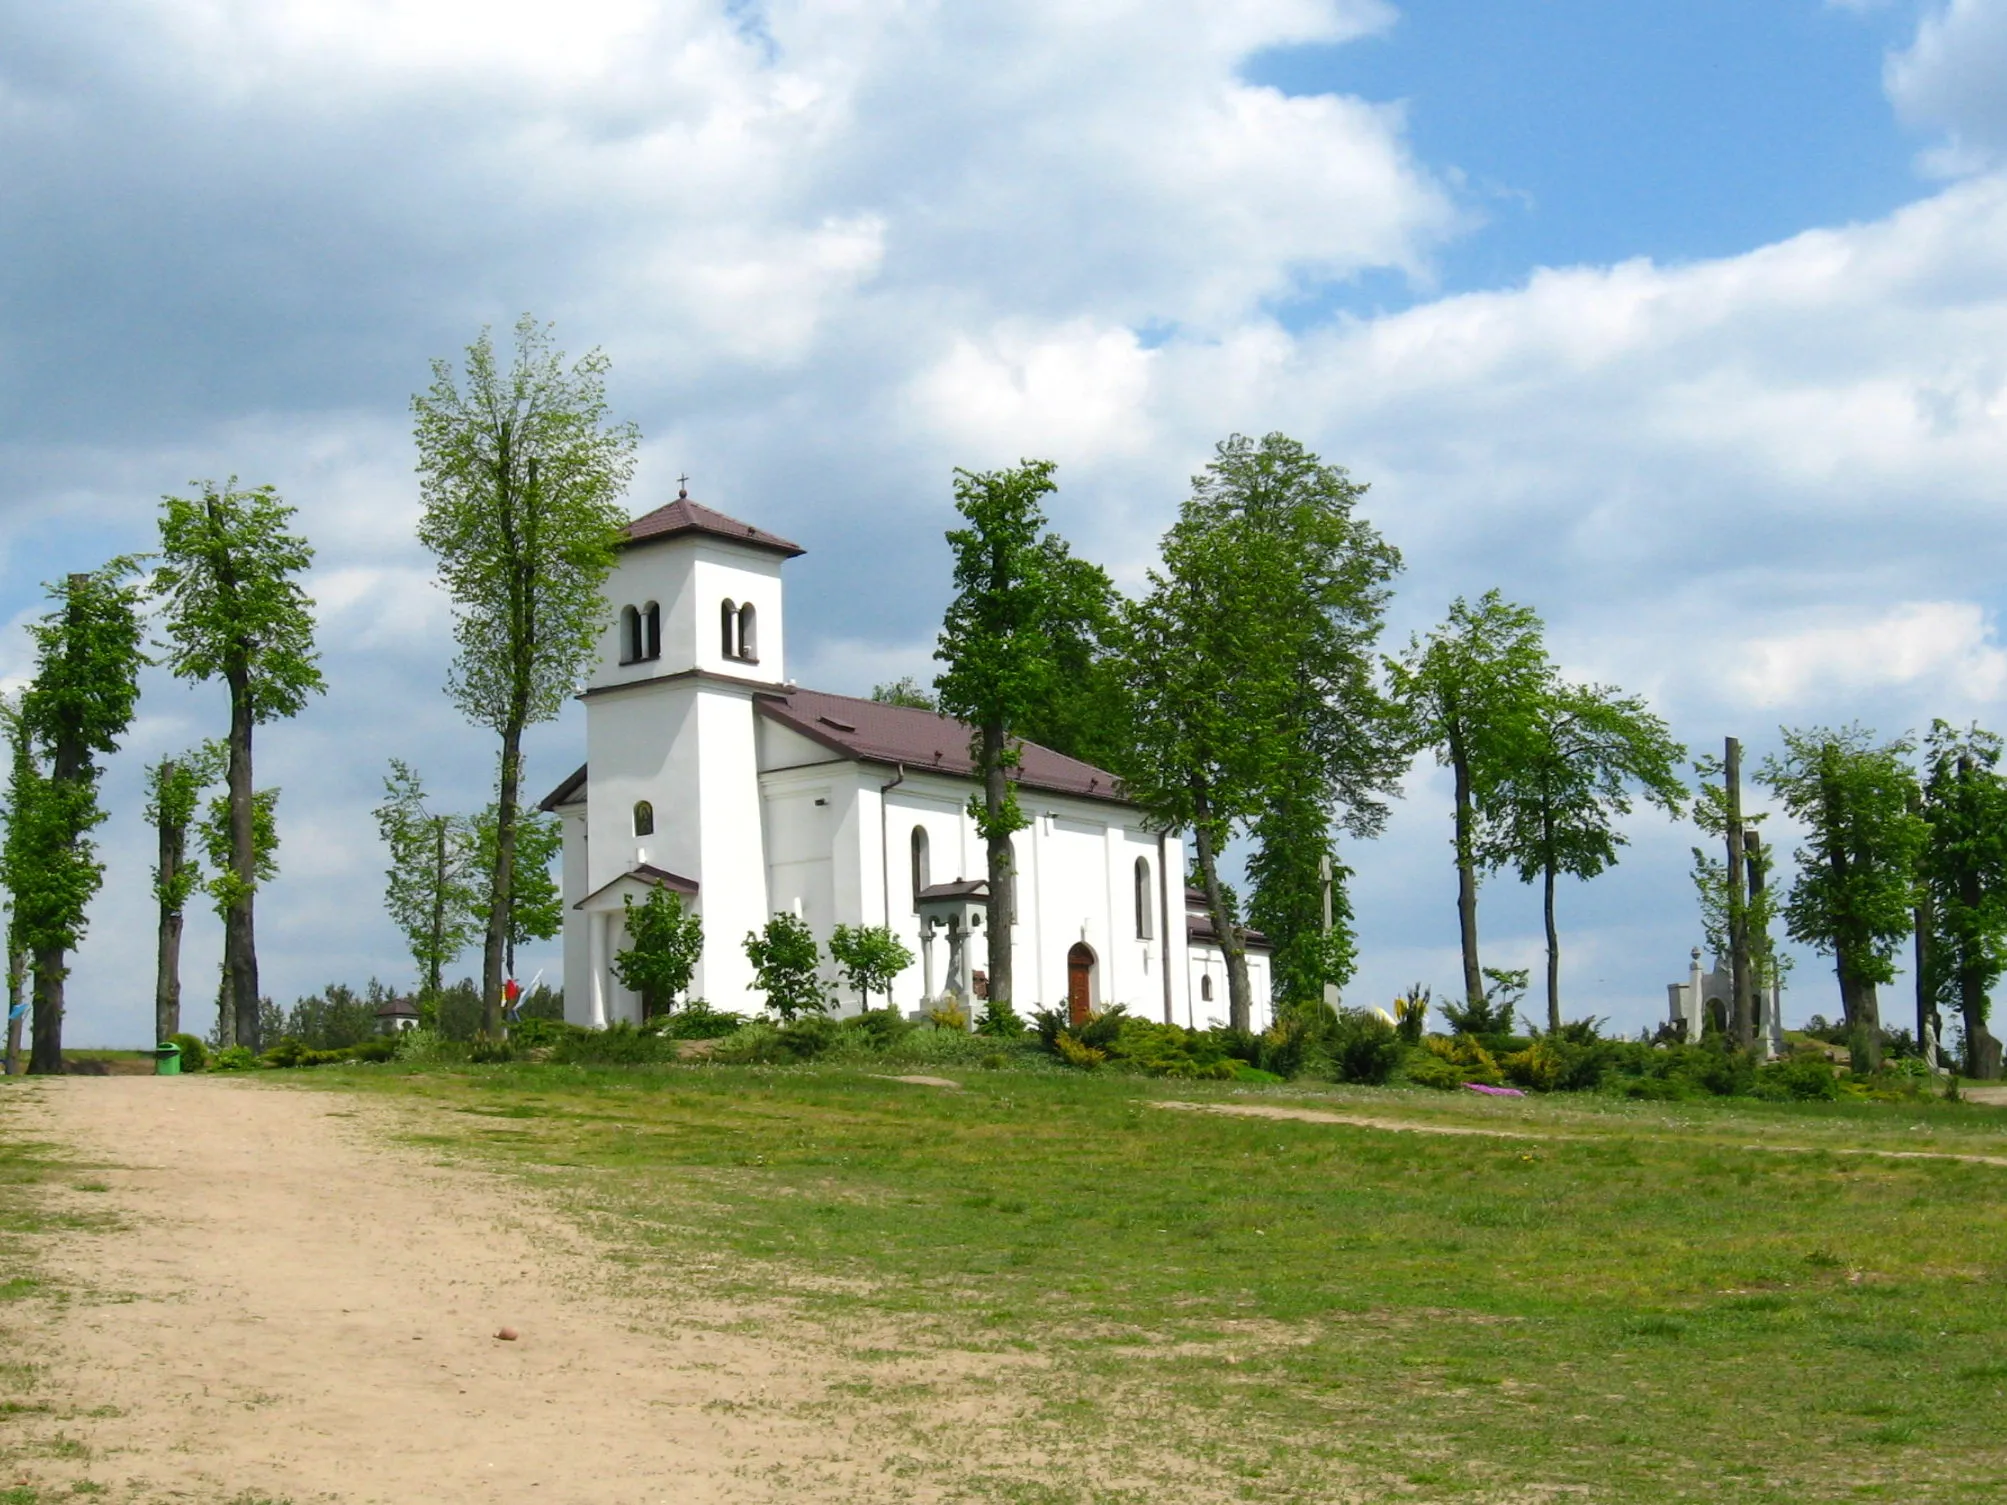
xmin=1917 ymin=720 xmax=2007 ymax=1077
xmin=373 ymin=760 xmax=480 ymax=998
xmin=744 ymin=912 xmax=826 ymax=1021
xmin=9 ymin=564 xmax=147 ymax=1071
xmin=145 ymin=744 xmax=223 ymax=1042
xmin=1758 ymin=725 xmax=1926 ymax=1072
xmin=1480 ymin=680 xmax=1686 ymax=1031
xmin=198 ymin=784 xmax=280 ymax=918
xmin=469 ymin=803 xmax=563 ymax=971
xmin=828 ymin=923 xmax=915 ymax=1010
xmin=612 ymin=886 xmax=704 ymax=1019
xmin=1389 ymin=591 xmax=1551 ymax=1013
xmin=414 ymin=315 xmax=638 ymax=1034
xmin=1126 ymin=434 xmax=1404 ymax=1025
xmin=870 ymin=677 xmax=938 ymax=711
xmin=154 ymin=478 xmax=323 ymax=1053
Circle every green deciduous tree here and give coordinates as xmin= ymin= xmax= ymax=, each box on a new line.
xmin=8 ymin=566 xmax=147 ymax=1073
xmin=414 ymin=316 xmax=638 ymax=1036
xmin=934 ymin=459 xmax=1064 ymax=1014
xmin=145 ymin=745 xmax=222 ymax=1045
xmin=1480 ymin=681 xmax=1687 ymax=1032
xmin=612 ymin=886 xmax=704 ymax=1019
xmin=198 ymin=784 xmax=280 ymax=929
xmin=154 ymin=479 xmax=324 ymax=1054
xmin=374 ymin=760 xmax=480 ymax=1000
xmin=2 ymin=706 xmax=31 ymax=1077
xmin=1759 ymin=726 xmax=1926 ymax=1074
xmin=470 ymin=803 xmax=563 ymax=978
xmin=1917 ymin=721 xmax=2007 ymax=1078
xmin=744 ymin=912 xmax=826 ymax=1021
xmin=1389 ymin=592 xmax=1551 ymax=1016
xmin=870 ymin=677 xmax=938 ymax=711
xmin=828 ymin=923 xmax=916 ymax=1011
xmin=1125 ymin=435 xmax=1405 ymax=1028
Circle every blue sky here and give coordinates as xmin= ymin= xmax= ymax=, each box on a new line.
xmin=3 ymin=0 xmax=2005 ymax=1045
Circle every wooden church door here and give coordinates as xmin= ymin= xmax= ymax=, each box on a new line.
xmin=1067 ymin=944 xmax=1095 ymax=1027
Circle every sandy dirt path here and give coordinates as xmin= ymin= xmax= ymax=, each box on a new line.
xmin=6 ymin=1076 xmax=885 ymax=1505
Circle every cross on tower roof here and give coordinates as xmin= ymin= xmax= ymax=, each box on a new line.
xmin=677 ymin=473 xmax=689 ymax=499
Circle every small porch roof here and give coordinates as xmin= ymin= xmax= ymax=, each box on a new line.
xmin=574 ymin=863 xmax=700 ymax=913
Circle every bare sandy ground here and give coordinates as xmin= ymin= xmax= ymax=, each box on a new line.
xmin=1153 ymin=1099 xmax=1541 ymax=1138
xmin=4 ymin=1077 xmax=892 ymax=1504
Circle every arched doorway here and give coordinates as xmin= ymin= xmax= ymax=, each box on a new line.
xmin=1067 ymin=943 xmax=1097 ymax=1027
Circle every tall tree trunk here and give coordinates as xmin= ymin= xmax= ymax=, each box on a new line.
xmin=978 ymin=721 xmax=1015 ymax=1011
xmin=483 ymin=721 xmax=524 ymax=1037
xmin=1838 ymin=956 xmax=1883 ymax=1075
xmin=1955 ymin=830 xmax=2002 ymax=1078
xmin=1450 ymin=738 xmax=1483 ymax=1012
xmin=1543 ymin=855 xmax=1561 ymax=1035
xmin=155 ymin=770 xmax=184 ymax=1045
xmin=1191 ymin=787 xmax=1251 ymax=1033
xmin=428 ymin=816 xmax=448 ymax=997
xmin=28 ymin=943 xmax=64 ymax=1074
xmin=224 ymin=667 xmax=261 ymax=1053
xmin=1725 ymin=737 xmax=1755 ymax=1051
xmin=1912 ymin=878 xmax=1932 ymax=1063
xmin=4 ymin=945 xmax=24 ymax=1075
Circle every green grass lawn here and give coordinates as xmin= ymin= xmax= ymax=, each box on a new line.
xmin=313 ymin=1061 xmax=2007 ymax=1502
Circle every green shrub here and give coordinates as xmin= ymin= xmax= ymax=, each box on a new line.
xmin=1326 ymin=1009 xmax=1402 ymax=1085
xmin=349 ymin=1036 xmax=400 ymax=1063
xmin=1073 ymin=1005 xmax=1130 ymax=1052
xmin=1054 ymin=1031 xmax=1106 ymax=1069
xmin=468 ymin=1033 xmax=514 ymax=1064
xmin=391 ymin=1028 xmax=468 ymax=1067
xmin=975 ymin=997 xmax=1026 ymax=1038
xmin=777 ymin=1013 xmax=843 ymax=1059
xmin=1753 ymin=1051 xmax=1842 ymax=1101
xmin=707 ymin=1014 xmax=842 ymax=1064
xmin=1108 ymin=1019 xmax=1234 ymax=1079
xmin=1402 ymin=1051 xmax=1465 ymax=1090
xmin=654 ymin=1001 xmax=744 ymax=1040
xmin=841 ymin=1006 xmax=913 ymax=1049
xmin=169 ymin=1033 xmax=208 ymax=1072
xmin=550 ymin=1021 xmax=668 ymax=1066
xmin=1029 ymin=1006 xmax=1069 ymax=1050
xmin=212 ymin=1045 xmax=256 ymax=1072
xmin=509 ymin=1016 xmax=586 ymax=1051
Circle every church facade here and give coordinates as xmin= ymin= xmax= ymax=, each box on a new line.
xmin=541 ymin=492 xmax=1272 ymax=1031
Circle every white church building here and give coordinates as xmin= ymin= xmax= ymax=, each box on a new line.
xmin=540 ymin=490 xmax=1273 ymax=1032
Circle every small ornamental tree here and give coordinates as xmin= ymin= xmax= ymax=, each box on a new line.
xmin=612 ymin=886 xmax=703 ymax=1019
xmin=145 ymin=745 xmax=222 ymax=1044
xmin=1759 ymin=726 xmax=1926 ymax=1074
xmin=414 ymin=316 xmax=639 ymax=1037
xmin=11 ymin=566 xmax=147 ymax=1073
xmin=154 ymin=479 xmax=324 ymax=1054
xmin=374 ymin=760 xmax=479 ymax=1000
xmin=827 ymin=923 xmax=915 ymax=1011
xmin=744 ymin=912 xmax=826 ymax=1021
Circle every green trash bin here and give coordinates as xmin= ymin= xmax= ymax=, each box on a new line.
xmin=155 ymin=1041 xmax=182 ymax=1076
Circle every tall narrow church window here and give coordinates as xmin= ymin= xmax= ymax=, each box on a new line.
xmin=642 ymin=602 xmax=661 ymax=660
xmin=910 ymin=826 xmax=930 ymax=907
xmin=1134 ymin=856 xmax=1153 ymax=940
xmin=619 ymin=605 xmax=642 ymax=664
xmin=633 ymin=800 xmax=655 ymax=837
xmin=737 ymin=602 xmax=758 ymax=663
xmin=1200 ymin=974 xmax=1214 ymax=1003
xmin=720 ymin=599 xmax=738 ymax=660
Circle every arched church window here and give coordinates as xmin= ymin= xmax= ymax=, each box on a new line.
xmin=633 ymin=800 xmax=655 ymax=837
xmin=1200 ymin=974 xmax=1214 ymax=1003
xmin=910 ymin=826 xmax=930 ymax=908
xmin=1134 ymin=856 xmax=1153 ymax=940
xmin=619 ymin=605 xmax=642 ymax=664
xmin=720 ymin=599 xmax=738 ymax=660
xmin=642 ymin=602 xmax=661 ymax=661
xmin=738 ymin=602 xmax=758 ymax=663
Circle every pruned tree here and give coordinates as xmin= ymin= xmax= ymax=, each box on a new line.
xmin=1 ymin=704 xmax=30 ymax=1077
xmin=145 ymin=745 xmax=222 ymax=1045
xmin=1389 ymin=592 xmax=1552 ymax=1016
xmin=744 ymin=912 xmax=826 ymax=1022
xmin=934 ymin=459 xmax=1065 ymax=1016
xmin=8 ymin=566 xmax=147 ymax=1073
xmin=154 ymin=479 xmax=323 ymax=1054
xmin=1758 ymin=725 xmax=1926 ymax=1073
xmin=374 ymin=760 xmax=479 ymax=1000
xmin=828 ymin=923 xmax=915 ymax=1011
xmin=1917 ymin=721 xmax=2007 ymax=1079
xmin=198 ymin=784 xmax=280 ymax=926
xmin=612 ymin=886 xmax=704 ymax=1019
xmin=1480 ymin=681 xmax=1686 ymax=1032
xmin=414 ymin=315 xmax=638 ymax=1037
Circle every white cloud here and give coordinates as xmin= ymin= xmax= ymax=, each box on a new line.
xmin=1887 ymin=0 xmax=2007 ymax=171
xmin=1731 ymin=601 xmax=2007 ymax=707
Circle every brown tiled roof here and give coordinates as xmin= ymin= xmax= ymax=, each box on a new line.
xmin=756 ymin=687 xmax=1131 ymax=805
xmin=622 ymin=495 xmax=804 ymax=558
xmin=1186 ymin=913 xmax=1273 ymax=952
xmin=573 ymin=863 xmax=700 ymax=910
